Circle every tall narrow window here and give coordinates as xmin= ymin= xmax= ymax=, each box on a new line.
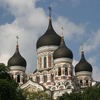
xmin=44 ymin=75 xmax=47 ymax=83
xmin=58 ymin=67 xmax=61 ymax=76
xmin=51 ymin=74 xmax=54 ymax=82
xmin=44 ymin=57 xmax=47 ymax=68
xmin=86 ymin=80 xmax=88 ymax=85
xmin=80 ymin=80 xmax=82 ymax=86
xmin=17 ymin=75 xmax=20 ymax=83
xmin=65 ymin=67 xmax=68 ymax=75
xmin=36 ymin=76 xmax=40 ymax=83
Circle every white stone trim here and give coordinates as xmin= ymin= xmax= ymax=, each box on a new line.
xmin=54 ymin=58 xmax=72 ymax=64
xmin=20 ymin=80 xmax=44 ymax=91
xmin=75 ymin=71 xmax=92 ymax=76
xmin=10 ymin=66 xmax=26 ymax=71
xmin=37 ymin=46 xmax=58 ymax=53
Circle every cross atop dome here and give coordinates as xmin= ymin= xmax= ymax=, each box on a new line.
xmin=61 ymin=27 xmax=64 ymax=37
xmin=16 ymin=36 xmax=19 ymax=45
xmin=48 ymin=6 xmax=52 ymax=20
xmin=81 ymin=43 xmax=84 ymax=54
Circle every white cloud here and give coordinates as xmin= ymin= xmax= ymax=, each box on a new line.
xmin=88 ymin=56 xmax=100 ymax=81
xmin=0 ymin=0 xmax=92 ymax=75
xmin=93 ymin=66 xmax=100 ymax=81
xmin=83 ymin=29 xmax=100 ymax=53
xmin=53 ymin=16 xmax=85 ymax=40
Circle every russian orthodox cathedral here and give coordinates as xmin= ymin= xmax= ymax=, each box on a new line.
xmin=7 ymin=8 xmax=97 ymax=99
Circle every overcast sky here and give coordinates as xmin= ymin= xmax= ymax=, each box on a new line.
xmin=0 ymin=0 xmax=100 ymax=81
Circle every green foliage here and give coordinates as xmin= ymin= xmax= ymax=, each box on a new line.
xmin=0 ymin=63 xmax=9 ymax=72
xmin=82 ymin=87 xmax=100 ymax=100
xmin=57 ymin=87 xmax=100 ymax=100
xmin=0 ymin=79 xmax=16 ymax=100
xmin=26 ymin=91 xmax=51 ymax=100
xmin=0 ymin=63 xmax=26 ymax=100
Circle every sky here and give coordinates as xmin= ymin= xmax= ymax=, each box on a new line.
xmin=0 ymin=0 xmax=100 ymax=81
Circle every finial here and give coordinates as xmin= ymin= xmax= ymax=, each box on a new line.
xmin=48 ymin=6 xmax=52 ymax=20
xmin=16 ymin=36 xmax=19 ymax=48
xmin=61 ymin=27 xmax=64 ymax=45
xmin=81 ymin=43 xmax=84 ymax=54
xmin=61 ymin=27 xmax=64 ymax=37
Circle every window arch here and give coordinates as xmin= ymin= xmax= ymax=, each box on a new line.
xmin=65 ymin=67 xmax=68 ymax=75
xmin=86 ymin=80 xmax=88 ymax=85
xmin=17 ymin=75 xmax=20 ymax=83
xmin=44 ymin=57 xmax=47 ymax=68
xmin=44 ymin=75 xmax=47 ymax=83
xmin=58 ymin=67 xmax=61 ymax=76
xmin=36 ymin=76 xmax=40 ymax=83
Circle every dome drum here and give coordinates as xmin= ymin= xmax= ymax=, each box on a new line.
xmin=54 ymin=58 xmax=73 ymax=64
xmin=75 ymin=71 xmax=92 ymax=76
xmin=10 ymin=66 xmax=26 ymax=72
xmin=37 ymin=45 xmax=59 ymax=54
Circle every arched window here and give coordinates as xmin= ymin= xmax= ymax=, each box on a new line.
xmin=17 ymin=75 xmax=20 ymax=83
xmin=36 ymin=76 xmax=40 ymax=83
xmin=80 ymin=80 xmax=82 ymax=86
xmin=44 ymin=75 xmax=47 ymax=83
xmin=44 ymin=57 xmax=47 ymax=68
xmin=86 ymin=80 xmax=88 ymax=85
xmin=65 ymin=67 xmax=68 ymax=75
xmin=58 ymin=67 xmax=61 ymax=76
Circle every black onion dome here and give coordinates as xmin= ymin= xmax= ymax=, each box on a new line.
xmin=8 ymin=45 xmax=27 ymax=67
xmin=53 ymin=37 xmax=73 ymax=59
xmin=75 ymin=52 xmax=92 ymax=73
xmin=36 ymin=19 xmax=61 ymax=49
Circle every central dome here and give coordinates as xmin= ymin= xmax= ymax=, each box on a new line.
xmin=36 ymin=20 xmax=61 ymax=49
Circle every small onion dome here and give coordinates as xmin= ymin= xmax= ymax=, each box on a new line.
xmin=36 ymin=19 xmax=61 ymax=49
xmin=75 ymin=51 xmax=92 ymax=73
xmin=8 ymin=45 xmax=27 ymax=67
xmin=53 ymin=37 xmax=73 ymax=59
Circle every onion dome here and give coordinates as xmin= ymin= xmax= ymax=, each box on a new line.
xmin=36 ymin=7 xmax=61 ymax=49
xmin=75 ymin=51 xmax=92 ymax=73
xmin=53 ymin=36 xmax=73 ymax=59
xmin=8 ymin=37 xmax=26 ymax=67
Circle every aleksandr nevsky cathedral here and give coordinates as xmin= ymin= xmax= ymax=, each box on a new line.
xmin=7 ymin=8 xmax=98 ymax=99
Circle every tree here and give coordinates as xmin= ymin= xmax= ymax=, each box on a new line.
xmin=82 ymin=87 xmax=100 ymax=100
xmin=0 ymin=63 xmax=26 ymax=100
xmin=57 ymin=92 xmax=82 ymax=100
xmin=26 ymin=91 xmax=51 ymax=100
xmin=57 ymin=87 xmax=100 ymax=100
